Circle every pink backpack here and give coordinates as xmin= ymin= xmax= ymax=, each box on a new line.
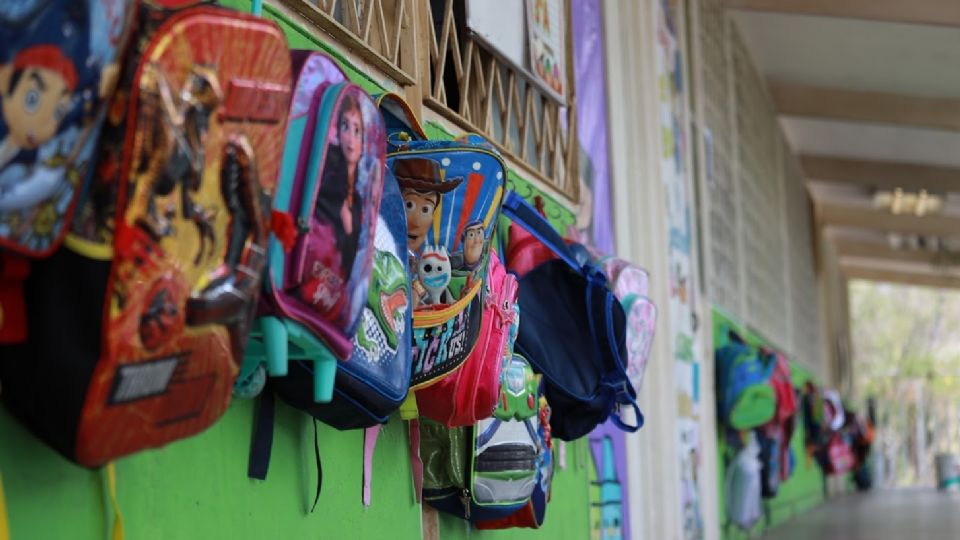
xmin=415 ymin=250 xmax=519 ymax=426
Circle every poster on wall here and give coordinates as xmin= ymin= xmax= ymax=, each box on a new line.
xmin=656 ymin=0 xmax=705 ymax=538
xmin=570 ymin=0 xmax=614 ymax=253
xmin=574 ymin=2 xmax=630 ymax=538
xmin=466 ymin=0 xmax=526 ymax=69
xmin=526 ymin=0 xmax=566 ymax=98
xmin=589 ymin=433 xmax=626 ymax=540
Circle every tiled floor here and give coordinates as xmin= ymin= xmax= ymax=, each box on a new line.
xmin=762 ymin=488 xmax=960 ymax=540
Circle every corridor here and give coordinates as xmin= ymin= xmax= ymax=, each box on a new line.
xmin=763 ymin=489 xmax=960 ymax=540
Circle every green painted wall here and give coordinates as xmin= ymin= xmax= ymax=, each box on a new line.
xmin=0 ymin=3 xmax=593 ymax=539
xmin=712 ymin=309 xmax=825 ymax=540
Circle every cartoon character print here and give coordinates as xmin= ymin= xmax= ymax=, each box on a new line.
xmin=116 ymin=63 xmax=267 ymax=359
xmin=355 ymin=249 xmax=409 ymax=363
xmin=450 ymin=219 xmax=486 ymax=272
xmin=590 ymin=437 xmax=624 ymax=540
xmin=393 ymin=156 xmax=462 ymax=309
xmin=298 ymin=88 xmax=383 ymax=330
xmin=417 ymin=245 xmax=454 ymax=306
xmin=0 ymin=0 xmax=130 ymax=253
xmin=496 ymin=353 xmax=539 ymax=422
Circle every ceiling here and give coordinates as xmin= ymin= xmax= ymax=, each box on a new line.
xmin=728 ymin=0 xmax=960 ymax=289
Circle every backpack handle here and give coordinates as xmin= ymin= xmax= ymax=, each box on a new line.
xmin=504 ymin=190 xmax=644 ymax=432
xmin=502 ymin=191 xmax=580 ymax=270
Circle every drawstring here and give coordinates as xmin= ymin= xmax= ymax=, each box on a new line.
xmin=104 ymin=463 xmax=124 ymax=540
xmin=311 ymin=419 xmax=323 ymax=512
xmin=0 ymin=471 xmax=9 ymax=540
xmin=362 ymin=425 xmax=381 ymax=507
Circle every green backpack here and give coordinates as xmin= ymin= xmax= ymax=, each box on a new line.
xmin=420 ymin=353 xmax=541 ymax=521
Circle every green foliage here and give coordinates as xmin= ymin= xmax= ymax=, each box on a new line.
xmin=849 ymin=280 xmax=960 ymax=486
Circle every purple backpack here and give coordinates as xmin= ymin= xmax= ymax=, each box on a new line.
xmin=242 ymin=51 xmax=385 ymax=402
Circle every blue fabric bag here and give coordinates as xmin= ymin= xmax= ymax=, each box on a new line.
xmin=501 ymin=192 xmax=642 ymax=441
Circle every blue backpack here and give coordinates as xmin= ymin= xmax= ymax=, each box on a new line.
xmin=501 ymin=192 xmax=641 ymax=441
xmin=270 ymin=171 xmax=412 ymax=429
xmin=377 ymin=94 xmax=507 ymax=391
xmin=0 ymin=0 xmax=134 ymax=343
xmin=715 ymin=332 xmax=776 ymax=430
xmin=242 ymin=50 xmax=385 ymax=404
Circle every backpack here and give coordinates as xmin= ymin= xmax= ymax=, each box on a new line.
xmin=760 ymin=351 xmax=797 ymax=491
xmin=244 ymin=50 xmax=384 ymax=403
xmin=725 ymin=433 xmax=763 ymax=531
xmin=501 ymin=191 xmax=641 ymax=440
xmin=475 ymin=397 xmax=555 ymax=530
xmin=0 ymin=0 xmax=135 ymax=343
xmin=600 ymin=256 xmax=656 ymax=395
xmin=0 ymin=1 xmax=292 ymax=467
xmin=715 ymin=332 xmax=776 ymax=430
xmin=818 ymin=432 xmax=855 ymax=475
xmin=822 ymin=389 xmax=845 ymax=432
xmin=415 ymin=249 xmax=518 ymax=427
xmin=378 ymin=94 xmax=507 ymax=390
xmin=421 ymin=352 xmax=542 ymax=522
xmin=269 ymin=168 xmax=411 ymax=429
xmin=756 ymin=425 xmax=782 ymax=498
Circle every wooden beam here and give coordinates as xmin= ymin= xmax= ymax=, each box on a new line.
xmin=802 ymin=156 xmax=960 ymax=193
xmin=725 ymin=0 xmax=960 ymax=28
xmin=769 ymin=81 xmax=960 ymax=131
xmin=832 ymin=238 xmax=940 ymax=265
xmin=842 ymin=265 xmax=960 ymax=289
xmin=816 ymin=200 xmax=960 ymax=237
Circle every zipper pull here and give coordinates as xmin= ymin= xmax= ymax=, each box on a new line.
xmin=460 ymin=488 xmax=471 ymax=520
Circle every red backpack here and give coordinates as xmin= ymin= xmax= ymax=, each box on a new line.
xmin=415 ymin=250 xmax=519 ymax=426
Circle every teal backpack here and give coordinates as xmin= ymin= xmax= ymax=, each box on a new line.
xmin=716 ymin=331 xmax=776 ymax=430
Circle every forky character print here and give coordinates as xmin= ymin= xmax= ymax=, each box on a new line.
xmin=418 ymin=245 xmax=455 ymax=306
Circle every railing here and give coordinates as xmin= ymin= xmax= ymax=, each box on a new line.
xmin=421 ymin=0 xmax=578 ymax=200
xmin=282 ymin=0 xmax=418 ymax=84
xmin=281 ymin=0 xmax=580 ymax=201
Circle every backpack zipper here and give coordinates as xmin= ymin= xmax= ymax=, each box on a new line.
xmin=460 ymin=488 xmax=471 ymax=520
xmin=412 ymin=280 xmax=482 ymax=327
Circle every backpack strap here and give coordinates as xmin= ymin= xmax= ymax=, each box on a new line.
xmin=407 ymin=419 xmax=423 ymax=503
xmin=0 ymin=472 xmax=9 ymax=540
xmin=504 ymin=191 xmax=643 ymax=432
xmin=362 ymin=425 xmax=381 ymax=507
xmin=310 ymin=419 xmax=323 ymax=512
xmin=501 ymin=192 xmax=579 ymax=270
xmin=103 ymin=463 xmax=124 ymax=540
xmin=0 ymin=254 xmax=29 ymax=343
xmin=248 ymin=391 xmax=276 ymax=480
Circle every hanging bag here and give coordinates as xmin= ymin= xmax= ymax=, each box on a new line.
xmin=0 ymin=0 xmax=135 ymax=343
xmin=379 ymin=94 xmax=507 ymax=390
xmin=421 ymin=353 xmax=542 ymax=522
xmin=415 ymin=249 xmax=518 ymax=427
xmin=240 ymin=50 xmax=385 ymax=403
xmin=269 ymin=167 xmax=411 ymax=429
xmin=501 ymin=191 xmax=641 ymax=440
xmin=0 ymin=0 xmax=292 ymax=467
